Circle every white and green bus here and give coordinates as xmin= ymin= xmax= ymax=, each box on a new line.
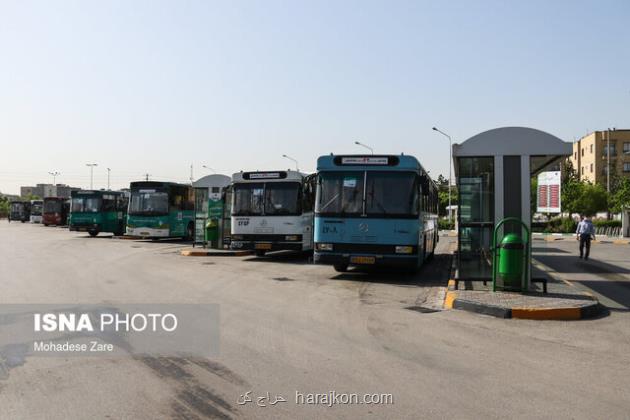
xmin=126 ymin=181 xmax=195 ymax=239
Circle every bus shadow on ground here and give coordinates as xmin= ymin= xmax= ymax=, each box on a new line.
xmin=330 ymin=254 xmax=452 ymax=287
xmin=243 ymin=250 xmax=313 ymax=265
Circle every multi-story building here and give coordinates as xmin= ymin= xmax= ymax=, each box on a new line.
xmin=20 ymin=183 xmax=80 ymax=199
xmin=570 ymin=129 xmax=630 ymax=185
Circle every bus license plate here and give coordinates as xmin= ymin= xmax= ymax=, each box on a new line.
xmin=350 ymin=256 xmax=375 ymax=265
xmin=255 ymin=243 xmax=272 ymax=250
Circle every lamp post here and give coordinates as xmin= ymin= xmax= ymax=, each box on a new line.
xmin=433 ymin=127 xmax=453 ymax=223
xmin=48 ymin=171 xmax=60 ymax=185
xmin=106 ymin=168 xmax=111 ymax=190
xmin=86 ymin=163 xmax=98 ymax=189
xmin=282 ymin=154 xmax=299 ymax=171
xmin=607 ymin=128 xmax=611 ymax=193
xmin=202 ymin=165 xmax=216 ymax=173
xmin=354 ymin=141 xmax=374 ymax=155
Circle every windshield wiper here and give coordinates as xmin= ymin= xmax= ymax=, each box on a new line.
xmin=320 ymin=193 xmax=340 ymax=212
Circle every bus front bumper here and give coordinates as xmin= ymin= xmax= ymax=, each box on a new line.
xmin=314 ymin=252 xmax=418 ymax=268
xmin=70 ymin=224 xmax=100 ymax=232
xmin=230 ymin=240 xmax=303 ymax=252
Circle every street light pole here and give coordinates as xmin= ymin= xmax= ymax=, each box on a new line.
xmin=202 ymin=165 xmax=216 ymax=173
xmin=354 ymin=141 xmax=374 ymax=155
xmin=607 ymin=128 xmax=611 ymax=193
xmin=86 ymin=163 xmax=98 ymax=189
xmin=433 ymin=127 xmax=453 ymax=223
xmin=106 ymin=168 xmax=111 ymax=190
xmin=48 ymin=171 xmax=60 ymax=185
xmin=282 ymin=154 xmax=300 ymax=171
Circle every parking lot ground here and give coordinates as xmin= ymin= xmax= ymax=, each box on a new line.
xmin=1 ymin=223 xmax=630 ymax=419
xmin=532 ymin=238 xmax=630 ymax=314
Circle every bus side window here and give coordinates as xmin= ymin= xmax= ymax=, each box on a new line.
xmin=186 ymin=187 xmax=195 ymax=211
xmin=170 ymin=187 xmax=183 ymax=211
xmin=103 ymin=197 xmax=115 ymax=212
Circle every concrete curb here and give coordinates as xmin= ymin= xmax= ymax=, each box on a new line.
xmin=451 ymin=298 xmax=601 ymax=320
xmin=444 ymin=279 xmax=457 ymax=309
xmin=180 ymin=249 xmax=252 ymax=257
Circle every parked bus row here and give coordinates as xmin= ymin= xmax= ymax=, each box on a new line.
xmin=8 ymin=154 xmax=438 ymax=272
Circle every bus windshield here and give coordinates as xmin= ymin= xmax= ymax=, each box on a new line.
xmin=365 ymin=172 xmax=418 ymax=216
xmin=232 ymin=183 xmax=264 ymax=216
xmin=71 ymin=197 xmax=101 ymax=213
xmin=265 ymin=183 xmax=301 ymax=215
xmin=11 ymin=203 xmax=24 ymax=213
xmin=44 ymin=200 xmax=62 ymax=213
xmin=316 ymin=171 xmax=418 ymax=217
xmin=316 ymin=172 xmax=364 ymax=215
xmin=31 ymin=203 xmax=43 ymax=215
xmin=129 ymin=192 xmax=169 ymax=216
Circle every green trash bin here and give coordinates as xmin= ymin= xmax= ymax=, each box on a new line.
xmin=498 ymin=233 xmax=524 ymax=290
xmin=206 ymin=219 xmax=218 ymax=248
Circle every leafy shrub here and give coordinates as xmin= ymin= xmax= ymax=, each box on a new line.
xmin=438 ymin=219 xmax=454 ymax=230
xmin=593 ymin=219 xmax=621 ymax=228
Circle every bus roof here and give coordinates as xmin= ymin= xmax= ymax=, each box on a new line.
xmin=71 ymin=190 xmax=125 ymax=197
xmin=231 ymin=170 xmax=307 ymax=183
xmin=316 ymin=154 xmax=437 ymax=187
xmin=129 ymin=181 xmax=191 ymax=190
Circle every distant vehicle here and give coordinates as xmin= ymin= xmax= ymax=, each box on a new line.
xmin=9 ymin=201 xmax=31 ymax=223
xmin=230 ymin=170 xmax=316 ymax=256
xmin=126 ymin=181 xmax=194 ymax=239
xmin=42 ymin=197 xmax=70 ymax=226
xmin=30 ymin=200 xmax=43 ymax=223
xmin=69 ymin=190 xmax=128 ymax=237
xmin=314 ymin=154 xmax=438 ymax=272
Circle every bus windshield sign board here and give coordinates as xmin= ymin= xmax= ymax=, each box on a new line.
xmin=338 ymin=156 xmax=391 ymax=165
xmin=243 ymin=172 xmax=287 ymax=180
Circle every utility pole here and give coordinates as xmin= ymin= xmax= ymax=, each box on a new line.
xmin=86 ymin=163 xmax=98 ymax=189
xmin=143 ymin=173 xmax=151 ymax=181
xmin=106 ymin=168 xmax=111 ymax=190
xmin=190 ymin=164 xmax=194 ymax=185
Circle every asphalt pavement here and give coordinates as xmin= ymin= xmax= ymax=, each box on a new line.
xmin=0 ymin=223 xmax=629 ymax=419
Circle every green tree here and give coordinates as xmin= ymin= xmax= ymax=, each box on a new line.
xmin=0 ymin=195 xmax=9 ymax=218
xmin=610 ymin=178 xmax=630 ymax=213
xmin=576 ymin=183 xmax=608 ymax=216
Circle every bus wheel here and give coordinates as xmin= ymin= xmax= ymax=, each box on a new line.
xmin=88 ymin=230 xmax=99 ymax=237
xmin=333 ymin=263 xmax=348 ymax=273
xmin=255 ymin=250 xmax=266 ymax=257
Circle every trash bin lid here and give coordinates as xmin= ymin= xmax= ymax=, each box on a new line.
xmin=500 ymin=233 xmax=524 ymax=249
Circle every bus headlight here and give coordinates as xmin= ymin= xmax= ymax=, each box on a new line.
xmin=285 ymin=235 xmax=299 ymax=241
xmin=395 ymin=246 xmax=413 ymax=254
xmin=317 ymin=243 xmax=333 ymax=251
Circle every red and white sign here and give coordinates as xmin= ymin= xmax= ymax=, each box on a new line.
xmin=537 ymin=171 xmax=561 ymax=213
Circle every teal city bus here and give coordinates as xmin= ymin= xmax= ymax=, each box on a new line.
xmin=314 ymin=154 xmax=439 ymax=272
xmin=69 ymin=190 xmax=128 ymax=236
xmin=126 ymin=181 xmax=195 ymax=239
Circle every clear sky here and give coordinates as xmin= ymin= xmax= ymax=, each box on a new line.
xmin=1 ymin=0 xmax=628 ymax=194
